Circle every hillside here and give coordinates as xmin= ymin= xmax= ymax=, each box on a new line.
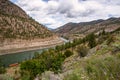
xmin=0 ymin=0 xmax=63 ymax=54
xmin=55 ymin=17 xmax=120 ymax=39
xmin=1 ymin=25 xmax=119 ymax=80
xmin=0 ymin=0 xmax=29 ymax=18
xmin=0 ymin=0 xmax=54 ymax=40
xmin=62 ymin=29 xmax=120 ymax=80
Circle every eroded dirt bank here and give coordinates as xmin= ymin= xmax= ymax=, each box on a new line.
xmin=0 ymin=36 xmax=64 ymax=55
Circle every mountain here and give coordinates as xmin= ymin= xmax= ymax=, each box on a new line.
xmin=0 ymin=0 xmax=29 ymax=18
xmin=0 ymin=0 xmax=54 ymax=40
xmin=55 ymin=17 xmax=120 ymax=39
xmin=0 ymin=0 xmax=63 ymax=54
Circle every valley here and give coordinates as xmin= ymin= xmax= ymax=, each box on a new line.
xmin=0 ymin=0 xmax=120 ymax=80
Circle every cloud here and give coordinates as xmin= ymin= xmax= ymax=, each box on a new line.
xmin=10 ymin=0 xmax=120 ymax=29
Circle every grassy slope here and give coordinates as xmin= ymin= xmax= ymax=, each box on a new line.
xmin=63 ymin=32 xmax=120 ymax=80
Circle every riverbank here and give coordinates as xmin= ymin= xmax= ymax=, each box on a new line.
xmin=0 ymin=36 xmax=64 ymax=55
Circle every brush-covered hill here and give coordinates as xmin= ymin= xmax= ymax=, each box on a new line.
xmin=0 ymin=0 xmax=53 ymax=40
xmin=55 ymin=17 xmax=120 ymax=39
xmin=0 ymin=0 xmax=63 ymax=54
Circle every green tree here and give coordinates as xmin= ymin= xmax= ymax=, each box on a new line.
xmin=87 ymin=33 xmax=96 ymax=48
xmin=55 ymin=45 xmax=61 ymax=52
xmin=102 ymin=29 xmax=106 ymax=35
xmin=106 ymin=35 xmax=114 ymax=45
xmin=0 ymin=59 xmax=6 ymax=74
xmin=64 ymin=50 xmax=73 ymax=58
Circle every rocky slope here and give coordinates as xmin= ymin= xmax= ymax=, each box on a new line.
xmin=0 ymin=0 xmax=63 ymax=54
xmin=55 ymin=17 xmax=120 ymax=39
xmin=0 ymin=0 xmax=29 ymax=18
xmin=0 ymin=0 xmax=53 ymax=40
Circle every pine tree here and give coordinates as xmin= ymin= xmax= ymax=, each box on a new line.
xmin=87 ymin=33 xmax=96 ymax=48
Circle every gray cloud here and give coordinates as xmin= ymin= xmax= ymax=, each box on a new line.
xmin=10 ymin=0 xmax=120 ymax=29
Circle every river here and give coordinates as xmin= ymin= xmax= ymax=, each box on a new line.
xmin=0 ymin=37 xmax=69 ymax=67
xmin=0 ymin=48 xmax=47 ymax=67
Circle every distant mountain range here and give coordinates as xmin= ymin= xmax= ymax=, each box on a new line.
xmin=55 ymin=17 xmax=120 ymax=39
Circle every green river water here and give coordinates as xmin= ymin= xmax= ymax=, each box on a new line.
xmin=0 ymin=48 xmax=45 ymax=67
xmin=0 ymin=38 xmax=69 ymax=67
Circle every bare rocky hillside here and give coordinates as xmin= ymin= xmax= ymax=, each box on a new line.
xmin=55 ymin=17 xmax=120 ymax=39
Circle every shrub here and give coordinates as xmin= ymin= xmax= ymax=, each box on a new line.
xmin=84 ymin=55 xmax=120 ymax=80
xmin=0 ymin=67 xmax=6 ymax=74
xmin=64 ymin=50 xmax=73 ymax=58
xmin=65 ymin=55 xmax=120 ymax=80
xmin=77 ymin=45 xmax=89 ymax=57
xmin=20 ymin=51 xmax=66 ymax=79
xmin=106 ymin=35 xmax=114 ymax=45
xmin=20 ymin=71 xmax=31 ymax=80
xmin=0 ymin=60 xmax=6 ymax=74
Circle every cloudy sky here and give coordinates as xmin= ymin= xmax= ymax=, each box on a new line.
xmin=10 ymin=0 xmax=120 ymax=29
